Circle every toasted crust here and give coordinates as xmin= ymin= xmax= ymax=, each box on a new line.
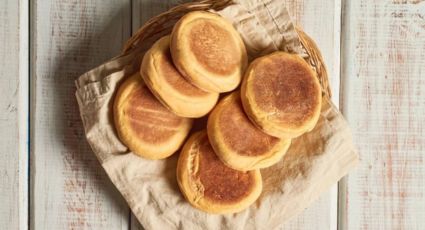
xmin=141 ymin=35 xmax=219 ymax=118
xmin=207 ymin=92 xmax=291 ymax=170
xmin=170 ymin=11 xmax=248 ymax=93
xmin=241 ymin=52 xmax=322 ymax=139
xmin=113 ymin=73 xmax=192 ymax=159
xmin=177 ymin=131 xmax=262 ymax=214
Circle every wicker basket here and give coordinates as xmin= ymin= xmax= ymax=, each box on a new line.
xmin=75 ymin=2 xmax=360 ymax=227
xmin=122 ymin=0 xmax=332 ymax=98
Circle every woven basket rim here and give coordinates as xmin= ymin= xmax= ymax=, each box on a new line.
xmin=123 ymin=0 xmax=331 ymax=98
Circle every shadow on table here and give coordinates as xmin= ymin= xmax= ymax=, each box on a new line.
xmin=37 ymin=2 xmax=131 ymax=229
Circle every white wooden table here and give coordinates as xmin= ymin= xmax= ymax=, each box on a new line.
xmin=1 ymin=0 xmax=424 ymax=229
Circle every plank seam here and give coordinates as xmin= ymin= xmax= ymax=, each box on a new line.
xmin=337 ymin=0 xmax=349 ymax=229
xmin=28 ymin=0 xmax=36 ymax=229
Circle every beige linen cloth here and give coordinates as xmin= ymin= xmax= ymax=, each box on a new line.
xmin=76 ymin=0 xmax=359 ymax=229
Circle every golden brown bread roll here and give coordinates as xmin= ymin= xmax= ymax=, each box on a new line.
xmin=113 ymin=73 xmax=192 ymax=159
xmin=177 ymin=131 xmax=262 ymax=214
xmin=207 ymin=92 xmax=291 ymax=170
xmin=170 ymin=11 xmax=248 ymax=93
xmin=141 ymin=35 xmax=219 ymax=118
xmin=241 ymin=52 xmax=322 ymax=139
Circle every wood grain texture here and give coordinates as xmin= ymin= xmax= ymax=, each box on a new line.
xmin=0 ymin=0 xmax=28 ymax=228
xmin=282 ymin=1 xmax=341 ymax=230
xmin=31 ymin=1 xmax=131 ymax=229
xmin=130 ymin=0 xmax=341 ymax=229
xmin=340 ymin=0 xmax=425 ymax=229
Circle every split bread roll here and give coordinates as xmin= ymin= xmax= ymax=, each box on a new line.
xmin=177 ymin=131 xmax=262 ymax=214
xmin=207 ymin=92 xmax=291 ymax=171
xmin=170 ymin=11 xmax=248 ymax=93
xmin=113 ymin=73 xmax=192 ymax=159
xmin=241 ymin=52 xmax=322 ymax=139
xmin=141 ymin=35 xmax=219 ymax=118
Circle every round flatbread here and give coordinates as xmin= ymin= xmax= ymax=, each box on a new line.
xmin=113 ymin=73 xmax=192 ymax=159
xmin=177 ymin=131 xmax=262 ymax=214
xmin=207 ymin=92 xmax=291 ymax=170
xmin=170 ymin=11 xmax=247 ymax=93
xmin=141 ymin=35 xmax=219 ymax=118
xmin=241 ymin=52 xmax=322 ymax=138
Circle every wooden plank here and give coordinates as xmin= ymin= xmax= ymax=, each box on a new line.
xmin=31 ymin=1 xmax=132 ymax=229
xmin=282 ymin=0 xmax=340 ymax=229
xmin=130 ymin=0 xmax=341 ymax=229
xmin=284 ymin=0 xmax=341 ymax=106
xmin=340 ymin=1 xmax=425 ymax=229
xmin=132 ymin=0 xmax=181 ymax=34
xmin=19 ymin=0 xmax=30 ymax=228
xmin=0 ymin=0 xmax=29 ymax=229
